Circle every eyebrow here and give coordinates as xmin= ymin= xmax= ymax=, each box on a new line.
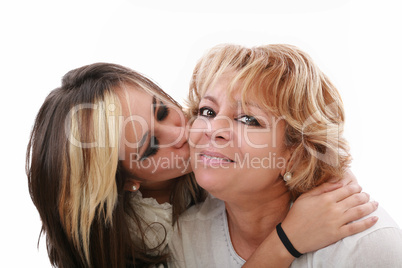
xmin=202 ymin=95 xmax=262 ymax=110
xmin=202 ymin=95 xmax=218 ymax=105
xmin=242 ymin=100 xmax=262 ymax=109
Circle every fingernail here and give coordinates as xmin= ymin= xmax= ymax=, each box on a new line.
xmin=371 ymin=216 xmax=379 ymax=222
xmin=373 ymin=201 xmax=379 ymax=208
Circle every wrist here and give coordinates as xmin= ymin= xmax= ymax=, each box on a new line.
xmin=267 ymin=228 xmax=296 ymax=265
xmin=244 ymin=229 xmax=295 ymax=268
xmin=276 ymin=223 xmax=303 ymax=258
xmin=281 ymin=219 xmax=305 ymax=254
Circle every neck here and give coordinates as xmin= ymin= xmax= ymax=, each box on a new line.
xmin=226 ymin=182 xmax=291 ymax=260
xmin=139 ymin=179 xmax=175 ymax=204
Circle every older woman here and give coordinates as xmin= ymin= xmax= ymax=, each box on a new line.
xmin=170 ymin=44 xmax=402 ymax=267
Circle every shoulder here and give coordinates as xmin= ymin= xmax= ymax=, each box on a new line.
xmin=126 ymin=192 xmax=173 ymax=252
xmin=292 ymin=206 xmax=402 ymax=268
xmin=339 ymin=206 xmax=402 ymax=260
xmin=345 ymin=205 xmax=400 ymax=242
xmin=341 ymin=206 xmax=402 ymax=267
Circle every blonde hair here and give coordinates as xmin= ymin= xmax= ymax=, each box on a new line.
xmin=188 ymin=44 xmax=351 ymax=199
xmin=60 ymin=90 xmax=121 ymax=263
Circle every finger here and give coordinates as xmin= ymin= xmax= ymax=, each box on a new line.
xmin=343 ymin=201 xmax=379 ymax=224
xmin=339 ymin=215 xmax=378 ymax=237
xmin=338 ymin=192 xmax=370 ymax=211
xmin=302 ymin=181 xmax=343 ymax=197
xmin=331 ymin=183 xmax=362 ymax=202
xmin=336 ymin=169 xmax=357 ymax=186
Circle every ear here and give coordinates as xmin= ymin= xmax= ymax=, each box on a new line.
xmin=124 ymin=179 xmax=141 ymax=192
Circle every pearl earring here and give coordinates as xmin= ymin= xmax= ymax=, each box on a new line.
xmin=283 ymin=172 xmax=292 ymax=182
xmin=132 ymin=185 xmax=138 ymax=191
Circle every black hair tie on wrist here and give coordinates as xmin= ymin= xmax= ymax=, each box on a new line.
xmin=276 ymin=223 xmax=303 ymax=258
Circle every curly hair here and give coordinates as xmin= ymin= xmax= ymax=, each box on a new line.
xmin=187 ymin=44 xmax=351 ymax=199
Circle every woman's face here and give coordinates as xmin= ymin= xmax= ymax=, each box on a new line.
xmin=117 ymin=85 xmax=190 ymax=182
xmin=189 ymin=76 xmax=290 ymax=201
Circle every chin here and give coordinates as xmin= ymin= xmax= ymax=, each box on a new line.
xmin=194 ymin=171 xmax=223 ymax=192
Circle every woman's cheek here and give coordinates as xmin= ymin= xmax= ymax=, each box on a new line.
xmin=169 ymin=104 xmax=188 ymax=127
xmin=188 ymin=117 xmax=208 ymax=148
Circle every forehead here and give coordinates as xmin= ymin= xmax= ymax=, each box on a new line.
xmin=204 ymin=74 xmax=264 ymax=110
xmin=115 ymin=84 xmax=159 ymax=114
xmin=115 ymin=84 xmax=154 ymax=145
xmin=116 ymin=83 xmax=148 ymax=101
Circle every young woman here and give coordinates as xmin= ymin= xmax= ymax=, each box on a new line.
xmin=170 ymin=44 xmax=402 ymax=267
xmin=26 ymin=63 xmax=205 ymax=267
xmin=27 ymin=62 xmax=378 ymax=268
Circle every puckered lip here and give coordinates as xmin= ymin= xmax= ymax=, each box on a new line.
xmin=176 ymin=140 xmax=188 ymax=150
xmin=198 ymin=150 xmax=235 ymax=163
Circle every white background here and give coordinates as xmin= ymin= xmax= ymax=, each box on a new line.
xmin=1 ymin=0 xmax=401 ymax=266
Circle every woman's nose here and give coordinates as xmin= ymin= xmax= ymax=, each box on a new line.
xmin=158 ymin=124 xmax=187 ymax=149
xmin=156 ymin=104 xmax=188 ymax=148
xmin=167 ymin=104 xmax=187 ymax=128
xmin=205 ymin=115 xmax=233 ymax=142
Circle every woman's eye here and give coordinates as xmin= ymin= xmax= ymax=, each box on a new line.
xmin=199 ymin=107 xmax=215 ymax=117
xmin=237 ymin=115 xmax=261 ymax=126
xmin=156 ymin=101 xmax=169 ymax=121
xmin=140 ymin=136 xmax=159 ymax=160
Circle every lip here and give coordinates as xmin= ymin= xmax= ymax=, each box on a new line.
xmin=173 ymin=132 xmax=189 ymax=150
xmin=176 ymin=140 xmax=188 ymax=150
xmin=198 ymin=150 xmax=235 ymax=164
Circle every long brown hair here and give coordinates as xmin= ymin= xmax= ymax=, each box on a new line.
xmin=26 ymin=63 xmax=206 ymax=267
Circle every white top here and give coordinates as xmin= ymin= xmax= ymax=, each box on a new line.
xmin=126 ymin=191 xmax=173 ymax=253
xmin=169 ymin=195 xmax=402 ymax=268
